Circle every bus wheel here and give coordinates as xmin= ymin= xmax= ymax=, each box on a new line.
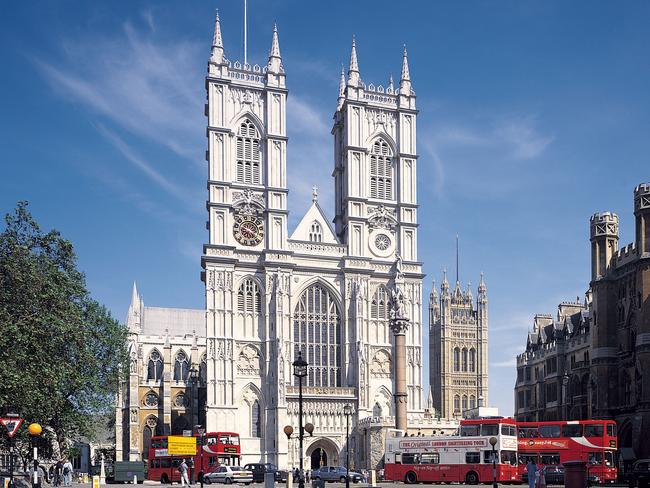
xmin=465 ymin=472 xmax=479 ymax=485
xmin=405 ymin=471 xmax=418 ymax=484
xmin=160 ymin=475 xmax=169 ymax=484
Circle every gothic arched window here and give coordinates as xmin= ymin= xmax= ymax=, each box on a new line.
xmin=469 ymin=395 xmax=476 ymax=410
xmin=469 ymin=348 xmax=476 ymax=372
xmin=453 ymin=348 xmax=460 ymax=372
xmin=462 ymin=348 xmax=468 ymax=372
xmin=309 ymin=222 xmax=323 ymax=242
xmin=371 ymin=286 xmax=390 ymax=320
xmin=251 ymin=400 xmax=261 ymax=437
xmin=199 ymin=354 xmax=207 ymax=386
xmin=174 ymin=350 xmax=189 ymax=382
xmin=293 ymin=283 xmax=341 ymax=387
xmin=453 ymin=395 xmax=460 ymax=413
xmin=237 ymin=278 xmax=262 ymax=314
xmin=462 ymin=395 xmax=468 ymax=411
xmin=147 ymin=350 xmax=163 ymax=381
xmin=369 ymin=139 xmax=393 ymax=200
xmin=236 ymin=119 xmax=261 ymax=184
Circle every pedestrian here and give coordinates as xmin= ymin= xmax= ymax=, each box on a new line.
xmin=362 ymin=470 xmax=368 ymax=484
xmin=526 ymin=459 xmax=538 ymax=488
xmin=62 ymin=459 xmax=73 ymax=487
xmin=53 ymin=460 xmax=63 ymax=487
xmin=179 ymin=459 xmax=191 ymax=487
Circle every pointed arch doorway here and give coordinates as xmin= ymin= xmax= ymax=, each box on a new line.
xmin=310 ymin=448 xmax=327 ymax=469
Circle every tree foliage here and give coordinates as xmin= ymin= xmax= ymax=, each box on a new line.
xmin=0 ymin=202 xmax=128 ymax=452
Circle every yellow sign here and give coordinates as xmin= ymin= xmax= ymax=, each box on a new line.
xmin=4 ymin=478 xmax=10 ymax=488
xmin=168 ymin=435 xmax=197 ymax=456
xmin=93 ymin=476 xmax=100 ymax=488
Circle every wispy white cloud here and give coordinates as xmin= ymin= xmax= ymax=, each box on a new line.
xmin=35 ymin=20 xmax=204 ymax=162
xmin=494 ymin=116 xmax=554 ymax=160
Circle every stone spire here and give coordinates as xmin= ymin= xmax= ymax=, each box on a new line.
xmin=127 ymin=282 xmax=142 ymax=332
xmin=210 ymin=10 xmax=225 ymax=64
xmin=388 ymin=74 xmax=394 ymax=92
xmin=430 ymin=279 xmax=439 ymax=301
xmin=267 ymin=22 xmax=282 ymax=73
xmin=131 ymin=281 xmax=139 ymax=306
xmin=441 ymin=269 xmax=450 ymax=296
xmin=478 ymin=272 xmax=488 ymax=303
xmin=337 ymin=65 xmax=346 ymax=110
xmin=399 ymin=45 xmax=412 ymax=95
xmin=347 ymin=37 xmax=360 ymax=87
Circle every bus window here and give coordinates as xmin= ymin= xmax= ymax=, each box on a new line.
xmin=395 ymin=453 xmax=402 ymax=464
xmin=481 ymin=424 xmax=499 ymax=436
xmin=501 ymin=424 xmax=517 ymax=436
xmin=219 ymin=434 xmax=240 ymax=445
xmin=605 ymin=452 xmax=614 ymax=467
xmin=584 ymin=424 xmax=604 ymax=437
xmin=588 ymin=452 xmax=603 ymax=465
xmin=519 ymin=427 xmax=539 ymax=438
xmin=466 ymin=452 xmax=480 ymax=464
xmin=607 ymin=423 xmax=616 ymax=437
xmin=160 ymin=459 xmax=171 ymax=468
xmin=519 ymin=454 xmax=539 ymax=465
xmin=501 ymin=451 xmax=518 ymax=466
xmin=208 ymin=456 xmax=218 ymax=466
xmin=460 ymin=425 xmax=480 ymax=436
xmin=483 ymin=451 xmax=499 ymax=463
xmin=207 ymin=437 xmax=217 ymax=445
xmin=540 ymin=453 xmax=560 ymax=465
xmin=421 ymin=453 xmax=440 ymax=465
xmin=563 ymin=424 xmax=583 ymax=437
xmin=402 ymin=454 xmax=420 ymax=465
xmin=539 ymin=425 xmax=561 ymax=438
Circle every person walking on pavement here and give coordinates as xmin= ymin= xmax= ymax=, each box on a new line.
xmin=62 ymin=459 xmax=73 ymax=487
xmin=526 ymin=459 xmax=538 ymax=488
xmin=179 ymin=459 xmax=191 ymax=487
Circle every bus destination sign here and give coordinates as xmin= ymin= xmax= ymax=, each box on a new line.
xmin=399 ymin=438 xmax=487 ymax=450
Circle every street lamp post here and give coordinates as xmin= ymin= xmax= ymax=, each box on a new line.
xmin=196 ymin=425 xmax=206 ymax=488
xmin=292 ymin=352 xmax=308 ymax=488
xmin=28 ymin=423 xmax=42 ymax=488
xmin=489 ymin=437 xmax=498 ymax=488
xmin=343 ymin=405 xmax=352 ymax=488
xmin=188 ymin=366 xmax=199 ymax=484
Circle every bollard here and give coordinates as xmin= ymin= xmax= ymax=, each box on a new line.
xmin=370 ymin=470 xmax=376 ymax=488
xmin=287 ymin=473 xmax=293 ymax=488
xmin=265 ymin=472 xmax=275 ymax=488
xmin=133 ymin=475 xmax=138 ymax=485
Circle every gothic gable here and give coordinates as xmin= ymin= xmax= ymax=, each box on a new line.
xmin=289 ymin=201 xmax=339 ymax=244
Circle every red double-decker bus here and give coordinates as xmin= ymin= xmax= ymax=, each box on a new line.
xmin=384 ymin=418 xmax=520 ymax=484
xmin=517 ymin=420 xmax=617 ymax=483
xmin=147 ymin=432 xmax=241 ymax=483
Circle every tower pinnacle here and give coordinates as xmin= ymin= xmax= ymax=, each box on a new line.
xmin=267 ymin=22 xmax=283 ymax=73
xmin=399 ymin=45 xmax=412 ymax=95
xmin=337 ymin=65 xmax=346 ymax=110
xmin=348 ymin=37 xmax=360 ymax=86
xmin=210 ymin=10 xmax=225 ymax=64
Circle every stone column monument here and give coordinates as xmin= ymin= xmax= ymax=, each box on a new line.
xmin=390 ymin=256 xmax=410 ymax=432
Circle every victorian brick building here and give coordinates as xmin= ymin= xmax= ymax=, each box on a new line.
xmin=514 ymin=182 xmax=650 ymax=462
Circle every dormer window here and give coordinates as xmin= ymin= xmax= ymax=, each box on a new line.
xmin=309 ymin=221 xmax=322 ymax=242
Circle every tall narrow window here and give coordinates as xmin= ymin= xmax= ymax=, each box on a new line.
xmin=236 ymin=119 xmax=261 ymax=184
xmin=369 ymin=139 xmax=393 ymax=200
xmin=453 ymin=348 xmax=460 ymax=372
xmin=251 ymin=400 xmax=261 ymax=437
xmin=199 ymin=354 xmax=207 ymax=386
xmin=293 ymin=284 xmax=341 ymax=387
xmin=462 ymin=395 xmax=468 ymax=411
xmin=309 ymin=222 xmax=323 ymax=242
xmin=174 ymin=350 xmax=189 ymax=381
xmin=454 ymin=395 xmax=460 ymax=413
xmin=371 ymin=286 xmax=390 ymax=320
xmin=147 ymin=350 xmax=163 ymax=381
xmin=469 ymin=348 xmax=476 ymax=372
xmin=237 ymin=278 xmax=262 ymax=314
xmin=469 ymin=395 xmax=476 ymax=409
xmin=462 ymin=348 xmax=468 ymax=372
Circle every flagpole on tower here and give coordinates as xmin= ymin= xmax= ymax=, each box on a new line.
xmin=243 ymin=0 xmax=248 ymax=65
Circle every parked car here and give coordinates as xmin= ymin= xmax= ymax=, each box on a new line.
xmin=243 ymin=464 xmax=288 ymax=483
xmin=204 ymin=466 xmax=253 ymax=485
xmin=628 ymin=459 xmax=650 ymax=488
xmin=311 ymin=467 xmax=362 ymax=483
xmin=522 ymin=465 xmax=600 ymax=486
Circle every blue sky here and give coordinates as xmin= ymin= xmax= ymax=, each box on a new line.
xmin=2 ymin=1 xmax=649 ymax=418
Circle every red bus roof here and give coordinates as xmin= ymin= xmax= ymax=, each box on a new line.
xmin=460 ymin=417 xmax=517 ymax=425
xmin=517 ymin=420 xmax=616 ymax=426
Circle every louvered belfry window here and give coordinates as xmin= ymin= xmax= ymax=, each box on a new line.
xmin=237 ymin=278 xmax=262 ymax=314
xmin=236 ymin=120 xmax=261 ymax=184
xmin=370 ymin=139 xmax=393 ymax=200
xmin=371 ymin=286 xmax=390 ymax=320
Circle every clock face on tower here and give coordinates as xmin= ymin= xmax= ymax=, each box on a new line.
xmin=233 ymin=214 xmax=264 ymax=246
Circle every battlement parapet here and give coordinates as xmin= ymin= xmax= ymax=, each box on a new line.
xmin=590 ymin=212 xmax=619 ymax=239
xmin=635 ymin=182 xmax=650 ymax=213
xmin=614 ymin=242 xmax=638 ymax=266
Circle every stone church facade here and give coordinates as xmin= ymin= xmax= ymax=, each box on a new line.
xmin=116 ymin=13 xmax=440 ymax=468
xmin=429 ymin=273 xmax=488 ymax=418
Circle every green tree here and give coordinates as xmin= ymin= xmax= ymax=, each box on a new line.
xmin=0 ymin=202 xmax=128 ymax=454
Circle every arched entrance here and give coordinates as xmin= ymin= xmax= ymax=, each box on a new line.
xmin=306 ymin=438 xmax=339 ymax=470
xmin=311 ymin=448 xmax=327 ymax=469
